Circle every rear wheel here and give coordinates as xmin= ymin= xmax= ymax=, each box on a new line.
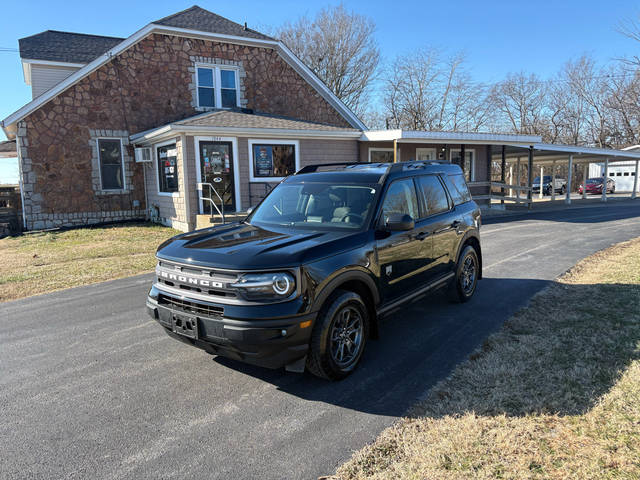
xmin=306 ymin=290 xmax=369 ymax=380
xmin=448 ymin=245 xmax=479 ymax=303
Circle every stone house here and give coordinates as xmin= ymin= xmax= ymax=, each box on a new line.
xmin=7 ymin=6 xmax=632 ymax=232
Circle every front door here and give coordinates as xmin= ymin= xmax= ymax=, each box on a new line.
xmin=199 ymin=140 xmax=235 ymax=213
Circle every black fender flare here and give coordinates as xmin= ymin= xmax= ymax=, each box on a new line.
xmin=310 ymin=268 xmax=381 ymax=339
xmin=310 ymin=268 xmax=380 ymax=313
xmin=454 ymin=230 xmax=482 ymax=279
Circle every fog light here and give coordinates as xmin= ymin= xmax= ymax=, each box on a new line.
xmin=281 ymin=329 xmax=287 ymax=337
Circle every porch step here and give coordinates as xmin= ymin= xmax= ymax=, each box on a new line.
xmin=195 ymin=213 xmax=248 ymax=229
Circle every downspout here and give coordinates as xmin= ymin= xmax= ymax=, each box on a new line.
xmin=15 ymin=131 xmax=27 ymax=231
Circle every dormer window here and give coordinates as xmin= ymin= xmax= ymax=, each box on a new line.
xmin=196 ymin=65 xmax=239 ymax=109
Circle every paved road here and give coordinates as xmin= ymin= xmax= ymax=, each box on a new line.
xmin=2 ymin=201 xmax=640 ymax=480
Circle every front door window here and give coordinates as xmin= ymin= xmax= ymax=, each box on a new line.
xmin=199 ymin=141 xmax=235 ymax=214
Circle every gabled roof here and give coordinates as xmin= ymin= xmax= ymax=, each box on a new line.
xmin=1 ymin=6 xmax=365 ymax=137
xmin=130 ymin=110 xmax=362 ymax=144
xmin=154 ymin=5 xmax=272 ymax=41
xmin=19 ymin=30 xmax=124 ymax=63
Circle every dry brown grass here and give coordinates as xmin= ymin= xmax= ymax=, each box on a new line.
xmin=0 ymin=223 xmax=178 ymax=302
xmin=336 ymin=238 xmax=640 ymax=480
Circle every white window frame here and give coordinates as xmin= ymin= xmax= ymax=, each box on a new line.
xmin=155 ymin=139 xmax=180 ymax=197
xmin=195 ymin=64 xmax=241 ymax=110
xmin=248 ymin=139 xmax=300 ymax=182
xmin=415 ymin=148 xmax=437 ymax=161
xmin=97 ymin=137 xmax=126 ymax=191
xmin=368 ymin=147 xmax=395 ymax=163
xmin=449 ymin=148 xmax=476 ymax=181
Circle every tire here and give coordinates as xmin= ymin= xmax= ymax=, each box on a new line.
xmin=560 ymin=185 xmax=566 ymax=195
xmin=306 ymin=290 xmax=369 ymax=380
xmin=448 ymin=245 xmax=480 ymax=303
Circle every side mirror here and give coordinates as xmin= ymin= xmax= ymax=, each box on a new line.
xmin=386 ymin=213 xmax=415 ymax=231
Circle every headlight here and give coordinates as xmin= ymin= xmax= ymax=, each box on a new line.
xmin=231 ymin=272 xmax=296 ymax=301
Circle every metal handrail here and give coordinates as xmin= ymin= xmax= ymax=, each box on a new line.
xmin=198 ymin=182 xmax=225 ymax=224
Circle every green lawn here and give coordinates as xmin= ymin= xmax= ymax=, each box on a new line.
xmin=0 ymin=223 xmax=179 ymax=302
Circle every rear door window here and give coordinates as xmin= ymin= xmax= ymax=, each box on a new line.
xmin=445 ymin=173 xmax=472 ymax=205
xmin=379 ymin=178 xmax=419 ymax=225
xmin=417 ymin=175 xmax=450 ymax=216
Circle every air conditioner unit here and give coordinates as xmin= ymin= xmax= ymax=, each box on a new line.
xmin=135 ymin=147 xmax=152 ymax=163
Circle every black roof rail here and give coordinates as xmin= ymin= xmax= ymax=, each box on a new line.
xmin=295 ymin=162 xmax=390 ymax=174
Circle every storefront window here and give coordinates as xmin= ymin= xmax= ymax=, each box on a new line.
xmin=369 ymin=149 xmax=394 ymax=163
xmin=251 ymin=143 xmax=297 ymax=179
xmin=450 ymin=149 xmax=475 ymax=182
xmin=157 ymin=143 xmax=179 ymax=193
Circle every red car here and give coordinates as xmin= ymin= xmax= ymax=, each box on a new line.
xmin=578 ymin=177 xmax=616 ymax=195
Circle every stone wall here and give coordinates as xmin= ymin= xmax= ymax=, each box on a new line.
xmin=19 ymin=32 xmax=352 ymax=230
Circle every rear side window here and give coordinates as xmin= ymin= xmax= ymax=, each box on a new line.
xmin=445 ymin=174 xmax=472 ymax=205
xmin=417 ymin=175 xmax=450 ymax=216
xmin=380 ymin=178 xmax=419 ymax=224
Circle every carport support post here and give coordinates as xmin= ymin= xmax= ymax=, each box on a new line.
xmin=565 ymin=155 xmax=573 ymax=205
xmin=551 ymin=160 xmax=556 ymax=201
xmin=583 ymin=164 xmax=589 ymax=200
xmin=393 ymin=139 xmax=398 ymax=163
xmin=601 ymin=158 xmax=609 ymax=203
xmin=539 ymin=165 xmax=544 ymax=199
xmin=501 ymin=146 xmax=506 ymax=205
xmin=632 ymin=159 xmax=639 ymax=199
xmin=516 ymin=157 xmax=521 ymax=203
xmin=527 ymin=147 xmax=533 ymax=210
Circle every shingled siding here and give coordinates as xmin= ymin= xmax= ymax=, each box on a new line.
xmin=144 ymin=136 xmax=191 ymax=231
xmin=18 ymin=33 xmax=352 ymax=230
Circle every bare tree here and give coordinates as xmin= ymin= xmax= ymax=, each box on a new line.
xmin=488 ymin=72 xmax=548 ymax=136
xmin=275 ymin=4 xmax=380 ymax=116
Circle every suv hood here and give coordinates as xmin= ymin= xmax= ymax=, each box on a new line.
xmin=156 ymin=222 xmax=368 ymax=270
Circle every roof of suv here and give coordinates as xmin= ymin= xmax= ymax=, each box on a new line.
xmin=292 ymin=161 xmax=464 ymax=184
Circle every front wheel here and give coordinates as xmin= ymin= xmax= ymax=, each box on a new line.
xmin=560 ymin=185 xmax=566 ymax=195
xmin=306 ymin=290 xmax=369 ymax=380
xmin=448 ymin=245 xmax=479 ymax=303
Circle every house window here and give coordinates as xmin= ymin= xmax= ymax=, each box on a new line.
xmin=249 ymin=140 xmax=299 ymax=181
xmin=416 ymin=148 xmax=437 ymax=161
xmin=196 ymin=66 xmax=238 ymax=109
xmin=98 ymin=139 xmax=124 ymax=190
xmin=157 ymin=143 xmax=179 ymax=193
xmin=369 ymin=148 xmax=394 ymax=163
xmin=450 ymin=149 xmax=476 ymax=182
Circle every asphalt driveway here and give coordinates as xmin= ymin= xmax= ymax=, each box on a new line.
xmin=2 ymin=201 xmax=640 ymax=480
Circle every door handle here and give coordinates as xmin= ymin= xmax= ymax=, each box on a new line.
xmin=451 ymin=220 xmax=461 ymax=229
xmin=415 ymin=231 xmax=430 ymax=241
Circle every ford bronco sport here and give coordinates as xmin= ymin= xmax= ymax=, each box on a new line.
xmin=146 ymin=161 xmax=482 ymax=380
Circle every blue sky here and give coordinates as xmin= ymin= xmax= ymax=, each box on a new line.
xmin=0 ymin=0 xmax=638 ymax=182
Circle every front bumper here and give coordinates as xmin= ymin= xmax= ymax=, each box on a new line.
xmin=146 ymin=287 xmax=315 ymax=370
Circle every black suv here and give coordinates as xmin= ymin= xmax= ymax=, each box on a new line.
xmin=146 ymin=162 xmax=482 ymax=380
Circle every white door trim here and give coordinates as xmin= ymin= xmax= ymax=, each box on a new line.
xmin=194 ymin=136 xmax=241 ymax=213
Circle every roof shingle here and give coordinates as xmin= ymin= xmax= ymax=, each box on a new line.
xmin=153 ymin=5 xmax=272 ymax=41
xmin=172 ymin=110 xmax=359 ymax=131
xmin=18 ymin=30 xmax=124 ymax=63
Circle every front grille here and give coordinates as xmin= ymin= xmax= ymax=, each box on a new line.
xmin=158 ymin=294 xmax=224 ymax=318
xmin=156 ymin=260 xmax=241 ymax=301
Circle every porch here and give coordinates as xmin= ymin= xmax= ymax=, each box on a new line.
xmin=130 ymin=110 xmax=362 ymax=231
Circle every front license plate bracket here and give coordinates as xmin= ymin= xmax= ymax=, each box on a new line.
xmin=172 ymin=314 xmax=198 ymax=339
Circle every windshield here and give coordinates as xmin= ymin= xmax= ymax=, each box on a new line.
xmin=248 ymin=181 xmax=378 ymax=230
xmin=586 ymin=178 xmax=603 ymax=184
xmin=533 ymin=176 xmax=552 ymax=183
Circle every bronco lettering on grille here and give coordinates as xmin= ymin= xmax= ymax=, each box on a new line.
xmin=160 ymin=270 xmax=224 ymax=288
